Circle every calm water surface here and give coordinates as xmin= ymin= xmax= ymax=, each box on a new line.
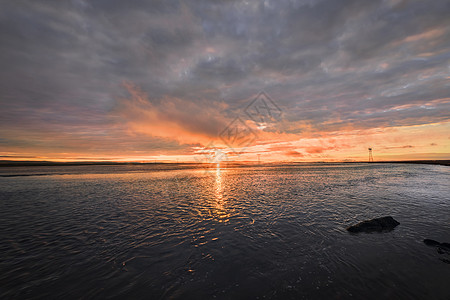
xmin=0 ymin=163 xmax=449 ymax=299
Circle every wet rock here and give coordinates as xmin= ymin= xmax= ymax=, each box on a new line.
xmin=423 ymin=239 xmax=450 ymax=253
xmin=424 ymin=239 xmax=441 ymax=247
xmin=441 ymin=243 xmax=450 ymax=251
xmin=423 ymin=239 xmax=450 ymax=264
xmin=346 ymin=216 xmax=400 ymax=233
xmin=440 ymin=258 xmax=450 ymax=264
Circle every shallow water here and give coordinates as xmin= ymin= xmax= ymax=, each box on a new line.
xmin=0 ymin=163 xmax=449 ymax=299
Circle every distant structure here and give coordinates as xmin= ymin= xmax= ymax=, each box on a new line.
xmin=368 ymin=148 xmax=374 ymax=162
xmin=257 ymin=154 xmax=261 ymax=164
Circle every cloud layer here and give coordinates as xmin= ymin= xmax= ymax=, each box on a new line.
xmin=0 ymin=0 xmax=449 ymax=161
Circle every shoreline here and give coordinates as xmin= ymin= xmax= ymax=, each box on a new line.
xmin=0 ymin=160 xmax=448 ymax=167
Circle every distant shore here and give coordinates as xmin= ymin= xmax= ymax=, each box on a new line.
xmin=0 ymin=160 xmax=448 ymax=167
xmin=347 ymin=160 xmax=450 ymax=166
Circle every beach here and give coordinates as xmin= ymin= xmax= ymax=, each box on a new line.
xmin=1 ymin=163 xmax=449 ymax=299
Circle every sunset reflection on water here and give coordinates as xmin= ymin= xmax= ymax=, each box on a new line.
xmin=213 ymin=163 xmax=230 ymax=222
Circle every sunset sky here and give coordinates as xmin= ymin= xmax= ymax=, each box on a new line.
xmin=0 ymin=0 xmax=449 ymax=162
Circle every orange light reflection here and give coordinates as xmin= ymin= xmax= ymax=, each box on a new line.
xmin=213 ymin=163 xmax=230 ymax=222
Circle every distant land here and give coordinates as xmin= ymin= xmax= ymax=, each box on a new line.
xmin=0 ymin=160 xmax=448 ymax=167
xmin=346 ymin=160 xmax=450 ymax=167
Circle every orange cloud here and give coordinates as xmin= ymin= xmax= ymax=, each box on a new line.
xmin=402 ymin=27 xmax=446 ymax=43
xmin=114 ymin=82 xmax=230 ymax=146
xmin=285 ymin=150 xmax=304 ymax=157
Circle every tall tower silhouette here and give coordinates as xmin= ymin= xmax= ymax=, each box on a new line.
xmin=368 ymin=148 xmax=374 ymax=162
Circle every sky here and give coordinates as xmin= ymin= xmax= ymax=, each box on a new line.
xmin=0 ymin=0 xmax=449 ymax=162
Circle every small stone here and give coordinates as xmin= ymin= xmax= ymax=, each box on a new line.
xmin=347 ymin=216 xmax=400 ymax=233
xmin=424 ymin=239 xmax=441 ymax=247
xmin=424 ymin=240 xmax=450 ymax=252
xmin=441 ymin=243 xmax=450 ymax=251
xmin=440 ymin=258 xmax=450 ymax=264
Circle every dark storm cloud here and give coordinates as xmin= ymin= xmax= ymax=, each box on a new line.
xmin=0 ymin=0 xmax=449 ymax=153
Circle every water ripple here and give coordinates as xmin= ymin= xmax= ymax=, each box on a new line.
xmin=0 ymin=163 xmax=449 ymax=299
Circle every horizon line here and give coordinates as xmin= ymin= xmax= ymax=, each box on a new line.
xmin=1 ymin=159 xmax=449 ymax=167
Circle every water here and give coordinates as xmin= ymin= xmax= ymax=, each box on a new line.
xmin=0 ymin=163 xmax=449 ymax=299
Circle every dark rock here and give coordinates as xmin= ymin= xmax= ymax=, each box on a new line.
xmin=423 ymin=239 xmax=450 ymax=264
xmin=440 ymin=258 xmax=450 ymax=264
xmin=424 ymin=239 xmax=441 ymax=247
xmin=347 ymin=216 xmax=400 ymax=233
xmin=424 ymin=239 xmax=450 ymax=253
xmin=441 ymin=243 xmax=450 ymax=251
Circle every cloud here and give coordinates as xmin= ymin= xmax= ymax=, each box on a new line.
xmin=0 ymin=0 xmax=449 ymax=160
xmin=305 ymin=146 xmax=335 ymax=154
xmin=285 ymin=150 xmax=304 ymax=157
xmin=382 ymin=145 xmax=415 ymax=150
xmin=114 ymin=82 xmax=230 ymax=146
